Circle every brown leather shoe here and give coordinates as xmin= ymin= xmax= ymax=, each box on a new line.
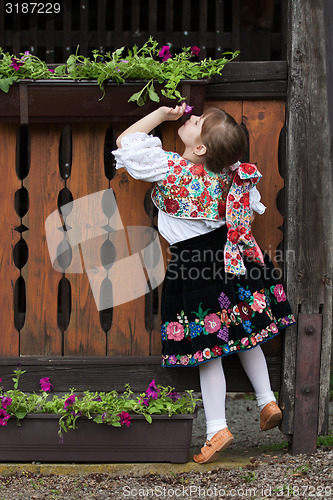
xmin=193 ymin=428 xmax=234 ymax=464
xmin=260 ymin=401 xmax=282 ymax=431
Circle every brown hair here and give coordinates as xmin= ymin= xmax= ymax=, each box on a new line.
xmin=199 ymin=108 xmax=247 ymax=173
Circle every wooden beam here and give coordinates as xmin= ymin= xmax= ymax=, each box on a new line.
xmin=0 ymin=354 xmax=282 ymax=393
xmin=282 ymin=0 xmax=333 ymax=444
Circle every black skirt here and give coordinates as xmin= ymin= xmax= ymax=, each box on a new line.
xmin=161 ymin=225 xmax=295 ymax=367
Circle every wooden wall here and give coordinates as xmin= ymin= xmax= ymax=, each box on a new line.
xmin=0 ymin=109 xmax=286 ymax=395
xmin=0 ymin=62 xmax=289 ymax=392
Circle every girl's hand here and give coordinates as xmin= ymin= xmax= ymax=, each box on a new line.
xmin=158 ymin=103 xmax=187 ymax=122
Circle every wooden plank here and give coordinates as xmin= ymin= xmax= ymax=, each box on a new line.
xmin=0 ymin=354 xmax=281 ymax=393
xmin=64 ymin=123 xmax=109 ymax=356
xmin=292 ymin=313 xmax=322 ymax=454
xmin=45 ymin=9 xmax=55 ymax=63
xmin=210 ymin=62 xmax=288 ymax=82
xmin=232 ymin=0 xmax=241 ymax=56
xmin=282 ymin=0 xmax=333 ymax=439
xmin=62 ymin=0 xmax=72 ymax=61
xmin=149 ymin=121 xmax=178 ymax=357
xmin=199 ymin=0 xmax=208 ymax=59
xmin=245 ymin=120 xmax=284 ymax=352
xmin=20 ymin=124 xmax=64 ymax=356
xmin=79 ymin=0 xmax=89 ymax=56
xmin=109 ymin=122 xmax=152 ymax=357
xmin=0 ymin=124 xmax=21 ymax=356
xmin=206 ymin=81 xmax=287 ymax=99
xmin=243 ymin=100 xmax=285 ymax=267
xmin=215 ymin=0 xmax=224 ymax=57
xmin=323 ymin=0 xmax=333 ymax=186
xmin=97 ymin=0 xmax=106 ymax=52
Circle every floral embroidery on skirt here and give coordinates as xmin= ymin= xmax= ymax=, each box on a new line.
xmin=161 ymin=226 xmax=296 ymax=368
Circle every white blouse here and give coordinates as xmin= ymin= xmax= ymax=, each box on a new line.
xmin=112 ymin=132 xmax=266 ymax=245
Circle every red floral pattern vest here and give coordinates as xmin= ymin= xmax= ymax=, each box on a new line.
xmin=151 ymin=152 xmax=265 ymax=275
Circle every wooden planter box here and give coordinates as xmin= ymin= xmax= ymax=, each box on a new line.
xmin=1 ymin=412 xmax=197 ymax=463
xmin=0 ymin=79 xmax=208 ymax=123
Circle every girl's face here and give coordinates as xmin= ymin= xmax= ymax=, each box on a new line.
xmin=178 ymin=114 xmax=204 ymax=148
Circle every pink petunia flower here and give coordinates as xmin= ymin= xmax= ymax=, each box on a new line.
xmin=158 ymin=45 xmax=172 ymax=62
xmin=64 ymin=394 xmax=76 ymax=409
xmin=167 ymin=391 xmax=180 ymax=402
xmin=191 ymin=46 xmax=200 ymax=56
xmin=20 ymin=51 xmax=31 ymax=61
xmin=118 ymin=411 xmax=131 ymax=428
xmin=0 ymin=409 xmax=10 ymax=426
xmin=146 ymin=379 xmax=160 ymax=400
xmin=49 ymin=68 xmax=55 ymax=73
xmin=1 ymin=397 xmax=12 ymax=409
xmin=10 ymin=58 xmax=24 ymax=71
xmin=183 ymin=104 xmax=194 ymax=115
xmin=40 ymin=377 xmax=53 ymax=392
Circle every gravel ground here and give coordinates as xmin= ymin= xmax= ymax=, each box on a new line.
xmin=1 ymin=395 xmax=332 ymax=500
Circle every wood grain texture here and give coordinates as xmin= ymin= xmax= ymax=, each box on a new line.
xmin=282 ymin=0 xmax=333 ymax=437
xmin=20 ymin=124 xmax=64 ymax=356
xmin=108 ymin=123 xmax=152 ymax=357
xmin=243 ymin=100 xmax=285 ymax=265
xmin=0 ymin=124 xmax=21 ymax=356
xmin=0 ymin=354 xmax=282 ymax=393
xmin=64 ymin=123 xmax=109 ymax=356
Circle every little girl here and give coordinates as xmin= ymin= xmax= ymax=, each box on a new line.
xmin=113 ymin=103 xmax=296 ymax=464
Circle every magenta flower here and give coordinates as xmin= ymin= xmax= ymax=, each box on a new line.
xmin=158 ymin=45 xmax=172 ymax=62
xmin=183 ymin=104 xmax=194 ymax=115
xmin=167 ymin=391 xmax=180 ymax=402
xmin=92 ymin=396 xmax=102 ymax=402
xmin=146 ymin=379 xmax=160 ymax=400
xmin=191 ymin=46 xmax=200 ymax=56
xmin=70 ymin=410 xmax=82 ymax=417
xmin=118 ymin=411 xmax=131 ymax=428
xmin=49 ymin=68 xmax=55 ymax=73
xmin=1 ymin=397 xmax=12 ymax=409
xmin=10 ymin=58 xmax=24 ymax=71
xmin=40 ymin=377 xmax=53 ymax=392
xmin=64 ymin=394 xmax=76 ymax=409
xmin=139 ymin=396 xmax=150 ymax=406
xmin=0 ymin=409 xmax=10 ymax=426
xmin=21 ymin=51 xmax=31 ymax=61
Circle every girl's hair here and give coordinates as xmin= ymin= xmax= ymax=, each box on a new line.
xmin=200 ymin=108 xmax=247 ymax=173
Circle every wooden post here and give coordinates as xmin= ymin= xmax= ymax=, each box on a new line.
xmin=282 ymin=0 xmax=333 ymax=454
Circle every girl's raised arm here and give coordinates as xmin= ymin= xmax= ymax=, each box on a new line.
xmin=116 ymin=103 xmax=186 ymax=148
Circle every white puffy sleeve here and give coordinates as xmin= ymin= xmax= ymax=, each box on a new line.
xmin=249 ymin=186 xmax=266 ymax=215
xmin=111 ymin=132 xmax=169 ymax=183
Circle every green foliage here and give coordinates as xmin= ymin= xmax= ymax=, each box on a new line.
xmin=0 ymin=37 xmax=239 ymax=105
xmin=0 ymin=369 xmax=200 ymax=442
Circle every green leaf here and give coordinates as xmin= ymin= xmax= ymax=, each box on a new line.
xmin=93 ymin=415 xmax=103 ymax=424
xmin=15 ymin=411 xmax=27 ymax=420
xmin=148 ymin=82 xmax=160 ymax=103
xmin=144 ymin=414 xmax=153 ymax=424
xmin=0 ymin=77 xmax=14 ymax=93
xmin=128 ymin=90 xmax=146 ymax=106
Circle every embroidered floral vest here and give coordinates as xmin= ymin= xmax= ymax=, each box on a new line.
xmin=151 ymin=152 xmax=265 ymax=275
